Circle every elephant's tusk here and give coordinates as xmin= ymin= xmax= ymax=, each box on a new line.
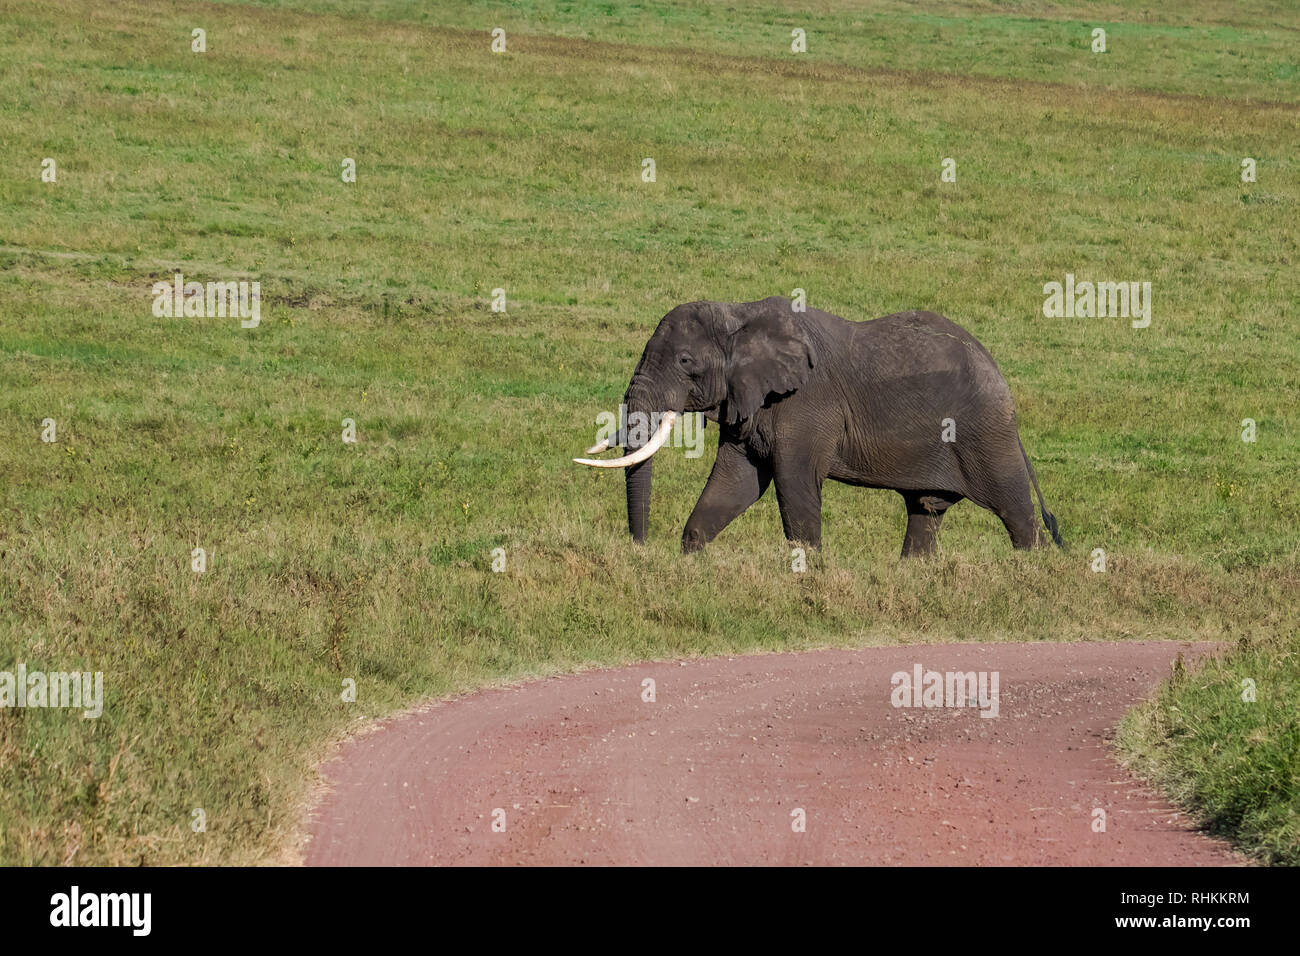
xmin=574 ymin=411 xmax=677 ymax=468
xmin=584 ymin=437 xmax=614 ymax=455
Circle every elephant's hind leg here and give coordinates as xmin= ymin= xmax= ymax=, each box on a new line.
xmin=983 ymin=481 xmax=1043 ymax=550
xmin=963 ymin=439 xmax=1047 ymax=550
xmin=1000 ymin=501 xmax=1045 ymax=549
xmin=900 ymin=491 xmax=960 ymax=558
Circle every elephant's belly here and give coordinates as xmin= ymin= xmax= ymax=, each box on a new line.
xmin=827 ymin=449 xmax=964 ymax=495
xmin=827 ymin=455 xmax=899 ymax=489
xmin=828 ymin=465 xmax=912 ymax=492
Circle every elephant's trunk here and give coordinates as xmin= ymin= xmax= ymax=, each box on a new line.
xmin=623 ymin=383 xmax=659 ymax=543
xmin=625 ymin=452 xmax=652 ymax=543
xmin=625 ymin=377 xmax=671 ymax=541
xmin=572 ymin=375 xmax=678 ymax=543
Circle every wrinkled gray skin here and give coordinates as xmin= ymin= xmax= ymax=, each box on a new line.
xmin=617 ymin=297 xmax=1061 ymax=556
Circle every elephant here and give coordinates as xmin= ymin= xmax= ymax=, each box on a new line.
xmin=574 ymin=297 xmax=1061 ymax=557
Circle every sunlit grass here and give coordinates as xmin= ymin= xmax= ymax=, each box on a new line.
xmin=0 ymin=0 xmax=1296 ymax=864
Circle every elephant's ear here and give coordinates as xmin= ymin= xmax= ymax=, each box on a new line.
xmin=722 ymin=299 xmax=817 ymax=425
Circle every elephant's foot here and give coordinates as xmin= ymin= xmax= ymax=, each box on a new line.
xmin=900 ymin=536 xmax=938 ymax=559
xmin=681 ymin=528 xmax=709 ymax=554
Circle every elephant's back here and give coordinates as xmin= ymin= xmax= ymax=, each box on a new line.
xmin=808 ymin=308 xmax=1021 ymax=493
xmin=850 ymin=310 xmax=1010 ymax=397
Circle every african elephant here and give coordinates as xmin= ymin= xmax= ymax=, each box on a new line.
xmin=574 ymin=297 xmax=1061 ymax=557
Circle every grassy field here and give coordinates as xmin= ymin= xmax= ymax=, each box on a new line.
xmin=1119 ymin=636 xmax=1300 ymax=866
xmin=0 ymin=0 xmax=1297 ymax=865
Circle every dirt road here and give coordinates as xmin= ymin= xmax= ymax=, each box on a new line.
xmin=305 ymin=641 xmax=1240 ymax=865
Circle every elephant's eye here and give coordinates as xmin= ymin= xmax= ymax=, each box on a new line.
xmin=678 ymin=353 xmax=692 ymax=366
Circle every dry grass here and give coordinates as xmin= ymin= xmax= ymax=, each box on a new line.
xmin=0 ymin=0 xmax=1296 ymax=864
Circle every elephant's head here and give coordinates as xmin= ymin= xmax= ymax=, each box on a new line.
xmin=574 ymin=297 xmax=817 ymax=541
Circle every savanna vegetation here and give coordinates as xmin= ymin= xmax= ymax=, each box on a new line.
xmin=0 ymin=0 xmax=1296 ymax=864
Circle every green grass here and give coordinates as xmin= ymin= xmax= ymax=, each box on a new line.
xmin=0 ymin=0 xmax=1297 ymax=864
xmin=1119 ymin=636 xmax=1300 ymax=865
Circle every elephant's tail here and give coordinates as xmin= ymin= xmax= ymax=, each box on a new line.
xmin=1019 ymin=438 xmax=1063 ymax=548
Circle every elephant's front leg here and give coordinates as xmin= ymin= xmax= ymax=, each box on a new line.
xmin=682 ymin=441 xmax=772 ymax=553
xmin=772 ymin=458 xmax=824 ymax=548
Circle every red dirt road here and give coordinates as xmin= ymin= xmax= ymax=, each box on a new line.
xmin=304 ymin=641 xmax=1241 ymax=866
